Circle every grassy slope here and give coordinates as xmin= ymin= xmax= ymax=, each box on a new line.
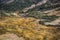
xmin=0 ymin=16 xmax=60 ymax=40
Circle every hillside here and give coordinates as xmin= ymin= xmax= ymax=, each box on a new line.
xmin=0 ymin=0 xmax=60 ymax=11
xmin=0 ymin=16 xmax=60 ymax=40
xmin=0 ymin=0 xmax=60 ymax=40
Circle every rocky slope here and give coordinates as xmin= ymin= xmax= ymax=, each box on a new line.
xmin=0 ymin=0 xmax=60 ymax=11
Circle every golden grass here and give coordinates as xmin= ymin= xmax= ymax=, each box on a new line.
xmin=0 ymin=17 xmax=60 ymax=40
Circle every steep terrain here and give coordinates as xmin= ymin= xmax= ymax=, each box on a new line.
xmin=0 ymin=0 xmax=60 ymax=40
xmin=0 ymin=0 xmax=60 ymax=11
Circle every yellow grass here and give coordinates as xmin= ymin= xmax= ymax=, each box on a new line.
xmin=0 ymin=17 xmax=60 ymax=40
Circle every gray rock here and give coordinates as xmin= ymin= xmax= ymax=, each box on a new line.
xmin=44 ymin=18 xmax=60 ymax=26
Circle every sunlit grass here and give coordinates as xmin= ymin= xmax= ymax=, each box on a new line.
xmin=0 ymin=17 xmax=60 ymax=40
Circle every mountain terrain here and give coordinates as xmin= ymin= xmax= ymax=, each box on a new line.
xmin=0 ymin=0 xmax=60 ymax=40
